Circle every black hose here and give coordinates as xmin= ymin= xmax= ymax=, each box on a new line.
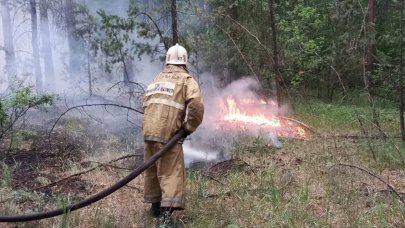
xmin=0 ymin=130 xmax=185 ymax=222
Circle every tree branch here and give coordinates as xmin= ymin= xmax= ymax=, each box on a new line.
xmin=279 ymin=116 xmax=317 ymax=135
xmin=331 ymin=163 xmax=405 ymax=204
xmin=48 ymin=103 xmax=143 ymax=146
xmin=105 ymin=80 xmax=145 ymax=94
xmin=33 ymin=154 xmax=142 ymax=191
xmin=140 ymin=12 xmax=169 ymax=51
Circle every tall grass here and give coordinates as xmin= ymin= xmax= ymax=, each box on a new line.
xmin=0 ymin=162 xmax=15 ymax=189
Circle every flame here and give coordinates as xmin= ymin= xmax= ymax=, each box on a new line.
xmin=220 ymin=96 xmax=307 ymax=139
xmin=224 ymin=98 xmax=280 ymax=127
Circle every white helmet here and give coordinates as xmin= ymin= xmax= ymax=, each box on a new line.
xmin=166 ymin=43 xmax=188 ymax=65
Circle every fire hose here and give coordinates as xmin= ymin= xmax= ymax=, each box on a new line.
xmin=0 ymin=129 xmax=186 ymax=223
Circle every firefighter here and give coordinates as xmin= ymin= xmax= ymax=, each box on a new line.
xmin=142 ymin=43 xmax=204 ymax=226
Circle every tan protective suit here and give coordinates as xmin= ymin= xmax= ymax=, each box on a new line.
xmin=143 ymin=64 xmax=204 ymax=209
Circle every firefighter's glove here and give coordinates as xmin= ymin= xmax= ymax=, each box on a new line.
xmin=178 ymin=126 xmax=191 ymax=138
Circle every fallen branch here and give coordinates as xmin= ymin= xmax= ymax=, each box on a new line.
xmin=85 ymin=161 xmax=133 ymax=170
xmin=201 ymin=173 xmax=225 ymax=185
xmin=33 ymin=167 xmax=98 ymax=191
xmin=375 ymin=189 xmax=405 ymax=197
xmin=124 ymin=185 xmax=142 ymax=193
xmin=84 ymin=154 xmax=143 ymax=165
xmin=331 ymin=163 xmax=405 ymax=204
xmin=279 ymin=116 xmax=317 ymax=134
xmin=33 ymin=154 xmax=142 ymax=191
xmin=326 ymin=134 xmax=403 ymax=139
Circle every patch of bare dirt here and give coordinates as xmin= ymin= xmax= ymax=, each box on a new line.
xmin=0 ymin=129 xmax=89 ymax=196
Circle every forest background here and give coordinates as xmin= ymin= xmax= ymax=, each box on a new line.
xmin=0 ymin=0 xmax=405 ymax=227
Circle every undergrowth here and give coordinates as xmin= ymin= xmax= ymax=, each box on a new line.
xmin=0 ymin=98 xmax=404 ymax=227
xmin=184 ymin=98 xmax=405 ymax=227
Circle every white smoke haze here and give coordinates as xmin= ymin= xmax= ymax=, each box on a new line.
xmin=184 ymin=76 xmax=283 ymax=166
xmin=0 ymin=0 xmax=161 ymax=95
xmin=0 ymin=1 xmax=162 ymax=166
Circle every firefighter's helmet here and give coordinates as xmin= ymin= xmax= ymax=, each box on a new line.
xmin=166 ymin=43 xmax=188 ymax=65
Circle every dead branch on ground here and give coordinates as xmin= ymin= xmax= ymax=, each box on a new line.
xmin=326 ymin=134 xmax=403 ymax=139
xmin=124 ymin=185 xmax=142 ymax=193
xmin=85 ymin=161 xmax=133 ymax=170
xmin=201 ymin=173 xmax=225 ymax=185
xmin=331 ymin=163 xmax=405 ymax=204
xmin=279 ymin=116 xmax=317 ymax=134
xmin=33 ymin=154 xmax=142 ymax=191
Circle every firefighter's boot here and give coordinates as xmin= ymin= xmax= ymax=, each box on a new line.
xmin=150 ymin=202 xmax=160 ymax=218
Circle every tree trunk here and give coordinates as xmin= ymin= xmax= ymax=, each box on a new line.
xmin=365 ymin=0 xmax=385 ymax=137
xmin=123 ymin=57 xmax=134 ymax=92
xmin=400 ymin=0 xmax=405 ymax=142
xmin=268 ymin=0 xmax=282 ymax=107
xmin=1 ymin=0 xmax=17 ymax=86
xmin=30 ymin=0 xmax=43 ymax=94
xmin=87 ymin=47 xmax=92 ymax=96
xmin=365 ymin=0 xmax=376 ymax=95
xmin=40 ymin=0 xmax=55 ymax=92
xmin=64 ymin=0 xmax=81 ymax=79
xmin=171 ymin=0 xmax=178 ymax=45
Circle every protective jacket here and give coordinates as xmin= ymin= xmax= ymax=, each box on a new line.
xmin=143 ymin=64 xmax=204 ymax=209
xmin=143 ymin=65 xmax=204 ymax=143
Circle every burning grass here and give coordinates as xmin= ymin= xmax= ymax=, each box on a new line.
xmin=215 ymin=96 xmax=308 ymax=140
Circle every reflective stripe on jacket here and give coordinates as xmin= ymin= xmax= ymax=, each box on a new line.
xmin=143 ymin=65 xmax=204 ymax=143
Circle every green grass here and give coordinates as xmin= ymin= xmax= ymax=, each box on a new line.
xmin=186 ymin=157 xmax=322 ymax=227
xmin=294 ymin=101 xmax=360 ymax=132
xmin=357 ymin=139 xmax=405 ymax=169
xmin=0 ymin=162 xmax=17 ymax=189
xmin=186 ymin=135 xmax=405 ymax=227
xmin=185 ymin=98 xmax=405 ymax=227
xmin=293 ymin=97 xmax=400 ymax=135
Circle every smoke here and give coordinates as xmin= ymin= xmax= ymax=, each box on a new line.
xmin=184 ymin=75 xmax=282 ymax=166
xmin=0 ymin=0 xmax=162 ymax=96
xmin=0 ymin=1 xmax=164 ymax=161
xmin=85 ymin=0 xmax=129 ymax=16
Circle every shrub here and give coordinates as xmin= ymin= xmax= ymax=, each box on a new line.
xmin=0 ymin=88 xmax=54 ymax=140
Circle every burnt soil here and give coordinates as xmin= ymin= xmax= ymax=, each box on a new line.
xmin=0 ymin=129 xmax=89 ymax=198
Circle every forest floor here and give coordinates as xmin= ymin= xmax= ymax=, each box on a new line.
xmin=0 ymin=101 xmax=405 ymax=227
